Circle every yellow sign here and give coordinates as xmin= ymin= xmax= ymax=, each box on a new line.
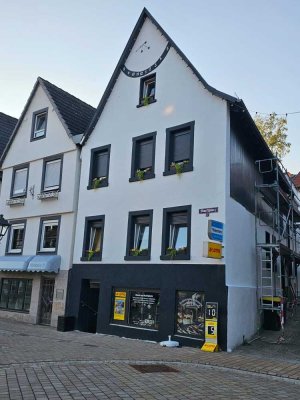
xmin=203 ymin=241 xmax=222 ymax=259
xmin=205 ymin=320 xmax=218 ymax=340
xmin=113 ymin=292 xmax=126 ymax=321
xmin=201 ymin=342 xmax=219 ymax=352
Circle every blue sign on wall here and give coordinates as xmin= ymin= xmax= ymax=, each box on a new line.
xmin=208 ymin=220 xmax=224 ymax=243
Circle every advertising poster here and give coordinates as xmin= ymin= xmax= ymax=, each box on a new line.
xmin=129 ymin=291 xmax=160 ymax=329
xmin=113 ymin=291 xmax=126 ymax=321
xmin=176 ymin=291 xmax=205 ymax=338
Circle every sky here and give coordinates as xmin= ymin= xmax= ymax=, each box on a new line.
xmin=1 ymin=0 xmax=299 ymax=172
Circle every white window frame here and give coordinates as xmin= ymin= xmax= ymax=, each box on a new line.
xmin=8 ymin=223 xmax=25 ymax=253
xmin=40 ymin=220 xmax=59 ymax=252
xmin=33 ymin=112 xmax=47 ymax=138
xmin=12 ymin=167 xmax=28 ymax=197
xmin=43 ymin=159 xmax=62 ymax=192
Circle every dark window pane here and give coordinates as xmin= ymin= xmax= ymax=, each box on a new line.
xmin=0 ymin=279 xmax=10 ymax=308
xmin=129 ymin=291 xmax=160 ymax=329
xmin=138 ymin=139 xmax=153 ymax=170
xmin=0 ymin=279 xmax=32 ymax=312
xmin=8 ymin=280 xmax=20 ymax=310
xmin=24 ymin=280 xmax=32 ymax=311
xmin=11 ymin=227 xmax=24 ymax=250
xmin=172 ymin=130 xmax=190 ymax=162
xmin=176 ymin=291 xmax=205 ymax=338
xmin=43 ymin=224 xmax=58 ymax=249
xmin=93 ymin=151 xmax=108 ymax=178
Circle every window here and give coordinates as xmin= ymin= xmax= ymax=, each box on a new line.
xmin=38 ymin=217 xmax=60 ymax=253
xmin=82 ymin=215 xmax=105 ymax=261
xmin=125 ymin=210 xmax=153 ymax=261
xmin=130 ymin=133 xmax=156 ymax=182
xmin=42 ymin=155 xmax=63 ymax=192
xmin=176 ymin=291 xmax=205 ymax=338
xmin=164 ymin=121 xmax=195 ymax=176
xmin=138 ymin=74 xmax=156 ymax=107
xmin=112 ymin=288 xmax=160 ymax=330
xmin=0 ymin=279 xmax=32 ymax=312
xmin=6 ymin=221 xmax=26 ymax=254
xmin=11 ymin=165 xmax=29 ymax=198
xmin=31 ymin=108 xmax=48 ymax=140
xmin=88 ymin=145 xmax=111 ymax=189
xmin=161 ymin=205 xmax=191 ymax=260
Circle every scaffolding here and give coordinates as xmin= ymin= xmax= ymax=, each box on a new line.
xmin=255 ymin=157 xmax=300 ymax=324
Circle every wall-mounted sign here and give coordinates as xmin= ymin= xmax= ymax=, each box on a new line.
xmin=201 ymin=302 xmax=219 ymax=352
xmin=208 ymin=220 xmax=224 ymax=243
xmin=113 ymin=291 xmax=126 ymax=321
xmin=199 ymin=207 xmax=218 ymax=217
xmin=203 ymin=241 xmax=222 ymax=259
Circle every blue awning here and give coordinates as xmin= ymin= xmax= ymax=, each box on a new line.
xmin=0 ymin=255 xmax=35 ymax=272
xmin=0 ymin=255 xmax=61 ymax=273
xmin=27 ymin=255 xmax=61 ymax=273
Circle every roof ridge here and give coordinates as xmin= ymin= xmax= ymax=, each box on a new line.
xmin=38 ymin=77 xmax=96 ymax=110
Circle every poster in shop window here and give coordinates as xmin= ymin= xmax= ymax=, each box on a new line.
xmin=113 ymin=291 xmax=126 ymax=321
xmin=129 ymin=291 xmax=160 ymax=329
xmin=176 ymin=291 xmax=205 ymax=338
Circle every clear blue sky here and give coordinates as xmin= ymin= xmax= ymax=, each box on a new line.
xmin=1 ymin=0 xmax=299 ymax=172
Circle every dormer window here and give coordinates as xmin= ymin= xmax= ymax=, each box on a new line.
xmin=138 ymin=74 xmax=156 ymax=107
xmin=31 ymin=108 xmax=48 ymax=140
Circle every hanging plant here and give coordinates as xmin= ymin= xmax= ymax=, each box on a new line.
xmin=170 ymin=160 xmax=189 ymax=175
xmin=136 ymin=168 xmax=151 ymax=181
xmin=92 ymin=177 xmax=106 ymax=189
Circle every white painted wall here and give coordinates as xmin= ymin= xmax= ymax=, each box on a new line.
xmin=73 ymin=18 xmax=228 ymax=265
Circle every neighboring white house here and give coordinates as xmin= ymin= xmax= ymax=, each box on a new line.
xmin=0 ymin=78 xmax=95 ymax=327
xmin=66 ymin=8 xmax=300 ymax=350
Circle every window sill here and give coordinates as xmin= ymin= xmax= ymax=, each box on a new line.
xmin=37 ymin=250 xmax=58 ymax=255
xmin=0 ymin=308 xmax=29 ymax=314
xmin=87 ymin=182 xmax=109 ymax=190
xmin=5 ymin=252 xmax=23 ymax=256
xmin=6 ymin=198 xmax=26 ymax=206
xmin=30 ymin=135 xmax=46 ymax=142
xmin=124 ymin=255 xmax=150 ymax=261
xmin=160 ymin=254 xmax=190 ymax=261
xmin=163 ymin=165 xmax=193 ymax=176
xmin=80 ymin=256 xmax=102 ymax=262
xmin=129 ymin=173 xmax=155 ymax=183
xmin=136 ymin=99 xmax=157 ymax=108
xmin=37 ymin=191 xmax=59 ymax=200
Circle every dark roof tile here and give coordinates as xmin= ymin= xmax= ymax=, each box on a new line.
xmin=0 ymin=112 xmax=17 ymax=158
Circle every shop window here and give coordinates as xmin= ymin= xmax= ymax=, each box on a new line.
xmin=111 ymin=288 xmax=160 ymax=330
xmin=176 ymin=291 xmax=205 ymax=338
xmin=161 ymin=205 xmax=191 ymax=260
xmin=0 ymin=279 xmax=32 ymax=312
xmin=164 ymin=121 xmax=194 ymax=176
xmin=31 ymin=108 xmax=48 ymax=140
xmin=130 ymin=133 xmax=156 ymax=182
xmin=138 ymin=74 xmax=156 ymax=107
xmin=81 ymin=215 xmax=105 ymax=261
xmin=88 ymin=145 xmax=111 ymax=189
xmin=38 ymin=217 xmax=60 ymax=253
xmin=125 ymin=210 xmax=153 ymax=260
xmin=11 ymin=165 xmax=29 ymax=198
xmin=6 ymin=221 xmax=26 ymax=254
xmin=42 ymin=155 xmax=63 ymax=192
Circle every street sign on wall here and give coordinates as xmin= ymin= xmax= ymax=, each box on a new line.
xmin=208 ymin=220 xmax=224 ymax=243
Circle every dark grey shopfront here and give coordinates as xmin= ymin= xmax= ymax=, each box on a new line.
xmin=66 ymin=263 xmax=228 ymax=349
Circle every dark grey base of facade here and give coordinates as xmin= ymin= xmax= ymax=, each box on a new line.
xmin=66 ymin=263 xmax=228 ymax=350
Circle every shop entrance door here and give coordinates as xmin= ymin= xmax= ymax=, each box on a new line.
xmin=78 ymin=279 xmax=100 ymax=333
xmin=39 ymin=278 xmax=55 ymax=325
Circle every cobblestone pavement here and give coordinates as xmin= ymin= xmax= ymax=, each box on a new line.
xmin=0 ymin=317 xmax=300 ymax=399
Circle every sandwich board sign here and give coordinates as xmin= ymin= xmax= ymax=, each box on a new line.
xmin=201 ymin=302 xmax=219 ymax=352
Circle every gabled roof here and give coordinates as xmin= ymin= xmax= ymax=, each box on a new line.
xmin=0 ymin=77 xmax=96 ymax=165
xmin=292 ymin=172 xmax=300 ymax=189
xmin=81 ymin=7 xmax=239 ymax=145
xmin=0 ymin=112 xmax=17 ymax=158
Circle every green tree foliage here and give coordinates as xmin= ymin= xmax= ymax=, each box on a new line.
xmin=254 ymin=112 xmax=290 ymax=159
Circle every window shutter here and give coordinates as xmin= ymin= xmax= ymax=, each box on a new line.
xmin=44 ymin=160 xmax=61 ymax=190
xmin=172 ymin=130 xmax=190 ymax=162
xmin=170 ymin=212 xmax=187 ymax=225
xmin=94 ymin=151 xmax=108 ymax=178
xmin=138 ymin=139 xmax=153 ymax=169
xmin=13 ymin=169 xmax=27 ymax=195
xmin=135 ymin=215 xmax=150 ymax=225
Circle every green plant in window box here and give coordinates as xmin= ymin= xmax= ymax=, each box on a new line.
xmin=130 ymin=248 xmax=143 ymax=257
xmin=170 ymin=160 xmax=189 ymax=175
xmin=136 ymin=167 xmax=151 ymax=181
xmin=167 ymin=247 xmax=177 ymax=259
xmin=86 ymin=250 xmax=100 ymax=261
xmin=176 ymin=246 xmax=187 ymax=255
xmin=92 ymin=177 xmax=106 ymax=189
xmin=142 ymin=96 xmax=151 ymax=106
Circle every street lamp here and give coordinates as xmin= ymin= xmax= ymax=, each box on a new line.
xmin=0 ymin=214 xmax=10 ymax=242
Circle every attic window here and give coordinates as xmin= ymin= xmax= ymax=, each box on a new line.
xmin=138 ymin=74 xmax=156 ymax=107
xmin=31 ymin=108 xmax=48 ymax=140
